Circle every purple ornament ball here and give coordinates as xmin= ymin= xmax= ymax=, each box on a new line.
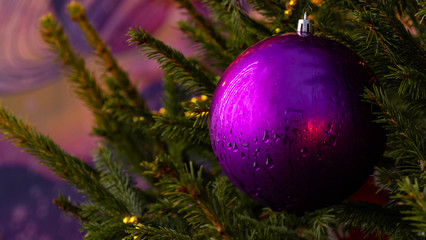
xmin=208 ymin=33 xmax=385 ymax=214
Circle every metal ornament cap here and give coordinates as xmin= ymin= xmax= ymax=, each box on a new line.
xmin=297 ymin=12 xmax=314 ymax=36
xmin=208 ymin=33 xmax=385 ymax=214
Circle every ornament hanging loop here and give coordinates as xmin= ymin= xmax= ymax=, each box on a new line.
xmin=302 ymin=0 xmax=313 ymax=15
xmin=297 ymin=12 xmax=314 ymax=36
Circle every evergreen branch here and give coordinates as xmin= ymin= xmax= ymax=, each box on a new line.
xmin=39 ymin=13 xmax=106 ymax=114
xmin=53 ymin=193 xmax=85 ymax=221
xmin=67 ymin=2 xmax=151 ymax=115
xmin=152 ymin=155 xmax=233 ymax=239
xmin=334 ymin=202 xmax=416 ymax=238
xmin=257 ymin=210 xmax=302 ymax=239
xmin=145 ymin=199 xmax=193 ymax=236
xmin=0 ymin=105 xmax=97 ymax=187
xmin=81 ymin=222 xmax=129 ymax=240
xmin=129 ymin=225 xmax=192 ymax=240
xmin=387 ymin=65 xmax=426 ymax=100
xmin=128 ymin=28 xmax=217 ymax=95
xmin=247 ymin=0 xmax=282 ymax=19
xmin=178 ymin=21 xmax=235 ymax=70
xmin=0 ymin=106 xmax=128 ymax=215
xmin=202 ymin=0 xmax=271 ymax=46
xmin=151 ymin=115 xmax=210 ymax=144
xmin=416 ymin=2 xmax=426 ymax=24
xmin=162 ymin=74 xmax=186 ymax=117
xmin=94 ymin=146 xmax=151 ymax=217
xmin=363 ymin=87 xmax=426 ymax=168
xmin=354 ymin=0 xmax=425 ymax=71
xmin=302 ymin=209 xmax=337 ymax=239
xmin=40 ymin=12 xmax=158 ymax=168
xmin=174 ymin=0 xmax=227 ymax=49
xmin=394 ymin=177 xmax=426 ymax=236
xmin=79 ymin=202 xmax=110 ymax=223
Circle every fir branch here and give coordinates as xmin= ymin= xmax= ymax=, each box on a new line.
xmin=81 ymin=222 xmax=129 ymax=240
xmin=94 ymin=146 xmax=151 ymax=217
xmin=128 ymin=28 xmax=217 ymax=95
xmin=174 ymin=0 xmax=227 ymax=49
xmin=334 ymin=201 xmax=416 ymax=238
xmin=0 ymin=106 xmax=128 ymax=216
xmin=387 ymin=65 xmax=426 ymax=100
xmin=363 ymin=87 xmax=425 ymax=169
xmin=178 ymin=21 xmax=236 ymax=70
xmin=39 ymin=13 xmax=106 ymax=115
xmin=394 ymin=177 xmax=426 ymax=236
xmin=0 ymin=105 xmax=97 ymax=187
xmin=40 ymin=12 xmax=158 ymax=168
xmin=145 ymin=199 xmax=193 ymax=236
xmin=128 ymin=225 xmax=192 ymax=240
xmin=202 ymin=0 xmax=271 ymax=47
xmin=53 ymin=193 xmax=85 ymax=221
xmin=151 ymin=115 xmax=210 ymax=144
xmin=162 ymin=74 xmax=186 ymax=117
xmin=416 ymin=1 xmax=426 ymax=24
xmin=67 ymin=2 xmax=151 ymax=115
xmin=302 ymin=209 xmax=337 ymax=239
xmin=247 ymin=0 xmax=283 ymax=19
xmin=354 ymin=0 xmax=425 ymax=71
xmin=152 ymin=155 xmax=234 ymax=239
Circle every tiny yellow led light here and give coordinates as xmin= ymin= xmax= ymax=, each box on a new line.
xmin=133 ymin=236 xmax=138 ymax=240
xmin=139 ymin=116 xmax=145 ymax=121
xmin=191 ymin=97 xmax=197 ymax=103
xmin=289 ymin=0 xmax=295 ymax=6
xmin=159 ymin=108 xmax=166 ymax=114
xmin=123 ymin=217 xmax=129 ymax=224
xmin=201 ymin=95 xmax=208 ymax=101
xmin=275 ymin=28 xmax=280 ymax=34
xmin=284 ymin=10 xmax=290 ymax=15
xmin=132 ymin=117 xmax=138 ymax=122
xmin=129 ymin=216 xmax=137 ymax=223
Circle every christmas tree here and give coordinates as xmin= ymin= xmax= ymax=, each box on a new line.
xmin=0 ymin=0 xmax=425 ymax=239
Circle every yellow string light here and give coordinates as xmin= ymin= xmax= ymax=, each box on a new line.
xmin=201 ymin=95 xmax=208 ymax=101
xmin=284 ymin=10 xmax=290 ymax=15
xmin=159 ymin=108 xmax=166 ymax=115
xmin=191 ymin=97 xmax=198 ymax=103
xmin=129 ymin=216 xmax=137 ymax=223
xmin=133 ymin=116 xmax=145 ymax=122
xmin=123 ymin=217 xmax=129 ymax=224
xmin=275 ymin=28 xmax=281 ymax=34
xmin=289 ymin=0 xmax=295 ymax=6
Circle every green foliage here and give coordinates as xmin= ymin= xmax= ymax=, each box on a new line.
xmin=0 ymin=0 xmax=425 ymax=239
xmin=333 ymin=201 xmax=417 ymax=239
xmin=128 ymin=27 xmax=217 ymax=95
xmin=67 ymin=2 xmax=149 ymax=112
xmin=394 ymin=178 xmax=426 ymax=236
xmin=202 ymin=0 xmax=270 ymax=47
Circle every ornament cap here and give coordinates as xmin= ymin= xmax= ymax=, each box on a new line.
xmin=297 ymin=12 xmax=314 ymax=36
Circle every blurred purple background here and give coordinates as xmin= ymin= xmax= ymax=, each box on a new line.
xmin=0 ymin=0 xmax=191 ymax=239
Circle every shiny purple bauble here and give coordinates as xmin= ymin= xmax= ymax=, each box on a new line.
xmin=209 ymin=33 xmax=385 ymax=214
